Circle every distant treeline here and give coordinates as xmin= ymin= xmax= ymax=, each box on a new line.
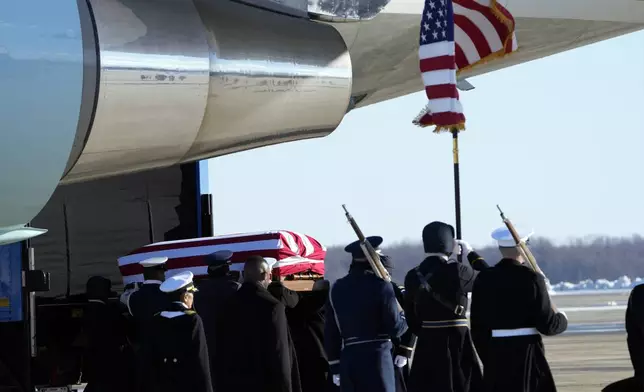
xmin=322 ymin=235 xmax=644 ymax=284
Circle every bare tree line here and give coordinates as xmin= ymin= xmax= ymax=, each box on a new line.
xmin=323 ymin=235 xmax=644 ymax=284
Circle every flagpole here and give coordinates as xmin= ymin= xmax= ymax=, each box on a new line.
xmin=452 ymin=129 xmax=462 ymax=241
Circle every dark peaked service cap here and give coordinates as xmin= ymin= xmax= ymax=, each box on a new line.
xmin=205 ymin=250 xmax=234 ymax=267
xmin=344 ymin=236 xmax=384 ymax=259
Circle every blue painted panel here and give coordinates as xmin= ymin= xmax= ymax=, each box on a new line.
xmin=0 ymin=243 xmax=23 ymax=322
xmin=0 ymin=1 xmax=84 ymax=228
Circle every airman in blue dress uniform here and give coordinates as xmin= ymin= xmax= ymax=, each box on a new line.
xmin=380 ymin=254 xmax=417 ymax=392
xmin=324 ymin=236 xmax=408 ymax=392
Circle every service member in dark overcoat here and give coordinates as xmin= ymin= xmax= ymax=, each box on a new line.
xmin=380 ymin=255 xmax=416 ymax=392
xmin=142 ymin=271 xmax=213 ymax=392
xmin=217 ymin=255 xmax=301 ymax=392
xmin=120 ymin=257 xmax=170 ymax=392
xmin=194 ymin=250 xmax=241 ymax=389
xmin=325 ymin=236 xmax=408 ymax=392
xmin=470 ymin=227 xmax=567 ymax=392
xmin=403 ymin=222 xmax=488 ymax=392
xmin=271 ymin=279 xmax=331 ymax=392
xmin=81 ymin=276 xmax=129 ymax=392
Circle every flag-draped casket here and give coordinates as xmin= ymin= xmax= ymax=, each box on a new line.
xmin=118 ymin=231 xmax=326 ymax=284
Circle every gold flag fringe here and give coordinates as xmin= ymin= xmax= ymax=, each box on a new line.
xmin=412 ymin=103 xmax=466 ymax=134
xmin=456 ymin=0 xmax=518 ymax=76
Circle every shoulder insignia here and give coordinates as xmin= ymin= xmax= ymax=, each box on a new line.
xmin=184 ymin=310 xmax=197 ymax=315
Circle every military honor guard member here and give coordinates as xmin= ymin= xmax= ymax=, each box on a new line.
xmin=403 ymin=222 xmax=488 ymax=392
xmin=123 ymin=257 xmax=170 ymax=320
xmin=470 ymin=227 xmax=568 ymax=392
xmin=288 ymin=279 xmax=331 ymax=392
xmin=142 ymin=271 xmax=213 ymax=392
xmin=380 ymin=254 xmax=416 ymax=392
xmin=325 ymin=236 xmax=408 ymax=392
xmin=121 ymin=257 xmax=171 ymax=392
xmin=194 ymin=250 xmax=241 ymax=388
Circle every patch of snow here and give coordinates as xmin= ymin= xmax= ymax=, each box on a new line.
xmin=550 ymin=275 xmax=643 ymax=292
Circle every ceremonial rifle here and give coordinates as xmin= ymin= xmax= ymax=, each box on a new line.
xmin=342 ymin=204 xmax=403 ymax=312
xmin=496 ymin=205 xmax=558 ymax=311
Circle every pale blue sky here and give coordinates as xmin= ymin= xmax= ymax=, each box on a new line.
xmin=207 ymin=30 xmax=644 ymax=249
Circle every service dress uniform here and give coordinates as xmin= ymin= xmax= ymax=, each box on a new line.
xmin=143 ymin=272 xmax=213 ymax=392
xmin=325 ymin=236 xmax=408 ymax=392
xmin=194 ymin=250 xmax=241 ymax=388
xmin=120 ymin=257 xmax=170 ymax=392
xmin=470 ymin=227 xmax=568 ymax=392
xmin=403 ymin=222 xmax=488 ymax=392
xmin=286 ymin=281 xmax=330 ymax=392
xmin=124 ymin=257 xmax=171 ymax=324
xmin=390 ymin=280 xmax=416 ymax=392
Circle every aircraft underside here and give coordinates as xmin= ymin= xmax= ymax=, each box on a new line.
xmin=1 ymin=0 xmax=644 ymax=238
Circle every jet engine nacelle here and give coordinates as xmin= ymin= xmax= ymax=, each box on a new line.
xmin=0 ymin=0 xmax=352 ymax=239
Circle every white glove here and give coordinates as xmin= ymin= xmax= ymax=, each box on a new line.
xmin=394 ymin=355 xmax=408 ymax=368
xmin=456 ymin=240 xmax=473 ymax=260
xmin=332 ymin=374 xmax=340 ymax=386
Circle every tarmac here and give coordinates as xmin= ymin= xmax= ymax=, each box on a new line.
xmin=539 ymin=291 xmax=632 ymax=391
xmin=547 ymin=333 xmax=631 ymax=392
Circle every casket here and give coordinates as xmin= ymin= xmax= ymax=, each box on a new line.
xmin=118 ymin=231 xmax=326 ymax=285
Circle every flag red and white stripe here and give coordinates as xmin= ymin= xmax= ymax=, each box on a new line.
xmin=414 ymin=0 xmax=517 ymax=132
xmin=453 ymin=0 xmax=517 ymax=70
xmin=118 ymin=231 xmax=326 ymax=285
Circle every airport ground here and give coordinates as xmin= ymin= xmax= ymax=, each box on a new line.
xmin=529 ymin=291 xmax=631 ymax=391
xmin=547 ymin=333 xmax=630 ymax=392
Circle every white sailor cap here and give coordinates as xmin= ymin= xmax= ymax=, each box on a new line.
xmin=264 ymin=257 xmax=278 ymax=269
xmin=160 ymin=271 xmax=198 ymax=293
xmin=139 ymin=257 xmax=168 ymax=268
xmin=491 ymin=227 xmax=534 ymax=248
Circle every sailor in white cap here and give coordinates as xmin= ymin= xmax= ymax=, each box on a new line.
xmin=125 ymin=257 xmax=170 ymax=319
xmin=469 ymin=226 xmax=568 ymax=392
xmin=142 ymin=271 xmax=213 ymax=392
xmin=122 ymin=257 xmax=172 ymax=392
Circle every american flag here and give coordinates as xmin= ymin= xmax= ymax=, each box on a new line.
xmin=117 ymin=231 xmax=327 ymax=285
xmin=414 ymin=0 xmax=518 ymax=132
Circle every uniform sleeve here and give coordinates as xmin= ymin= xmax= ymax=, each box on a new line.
xmin=467 ymin=251 xmax=490 ymax=271
xmin=268 ymin=282 xmax=300 ymax=309
xmin=324 ymin=288 xmax=342 ymax=375
xmin=392 ymin=283 xmax=417 ymax=358
xmin=191 ymin=316 xmax=214 ymax=392
xmin=626 ymin=285 xmax=644 ymax=379
xmin=294 ymin=289 xmax=328 ymax=316
xmin=121 ymin=288 xmax=137 ymax=316
xmin=403 ymin=271 xmax=422 ymax=334
xmin=533 ymin=274 xmax=567 ymax=336
xmin=457 ymin=252 xmax=491 ymax=293
xmin=469 ymin=275 xmax=489 ymax=364
xmin=381 ymin=281 xmax=408 ymax=339
xmin=268 ymin=303 xmax=293 ymax=392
